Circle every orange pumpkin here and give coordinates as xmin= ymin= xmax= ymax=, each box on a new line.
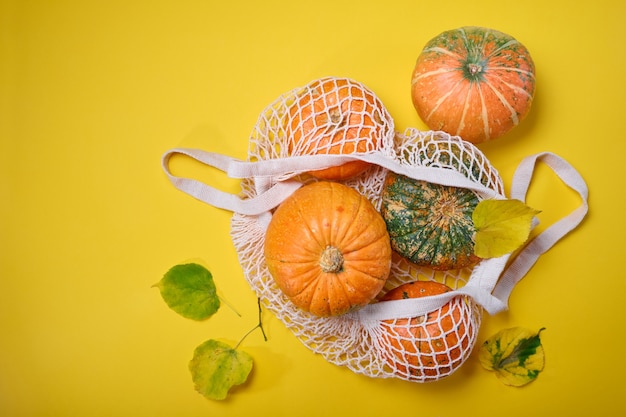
xmin=411 ymin=26 xmax=535 ymax=143
xmin=379 ymin=281 xmax=476 ymax=380
xmin=284 ymin=77 xmax=389 ymax=180
xmin=264 ymin=181 xmax=392 ymax=317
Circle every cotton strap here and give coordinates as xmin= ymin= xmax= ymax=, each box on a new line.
xmin=490 ymin=152 xmax=589 ymax=307
xmin=358 ymin=152 xmax=588 ymax=320
xmin=161 ymin=147 xmax=501 ymax=214
xmin=162 ymin=148 xmax=588 ymax=318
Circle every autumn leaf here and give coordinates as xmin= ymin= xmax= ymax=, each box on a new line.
xmin=189 ymin=339 xmax=254 ymax=401
xmin=153 ymin=263 xmax=220 ymax=320
xmin=473 ymin=199 xmax=540 ymax=258
xmin=479 ymin=327 xmax=545 ymax=387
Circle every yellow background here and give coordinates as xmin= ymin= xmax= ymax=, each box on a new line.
xmin=1 ymin=0 xmax=624 ymax=415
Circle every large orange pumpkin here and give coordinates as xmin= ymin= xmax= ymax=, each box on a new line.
xmin=284 ymin=77 xmax=389 ymax=180
xmin=264 ymin=181 xmax=392 ymax=317
xmin=379 ymin=281 xmax=476 ymax=380
xmin=411 ymin=26 xmax=536 ymax=144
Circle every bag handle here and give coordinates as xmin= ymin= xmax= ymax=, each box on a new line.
xmin=490 ymin=152 xmax=589 ymax=307
xmin=161 ymin=148 xmax=305 ymax=215
xmin=161 ymin=147 xmax=501 ymax=216
xmin=162 ymin=147 xmax=588 ymax=319
xmin=357 ymin=152 xmax=588 ymax=320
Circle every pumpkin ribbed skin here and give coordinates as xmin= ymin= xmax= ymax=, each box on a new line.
xmin=380 ymin=281 xmax=475 ymax=380
xmin=264 ymin=181 xmax=392 ymax=317
xmin=380 ymin=172 xmax=480 ymax=270
xmin=411 ymin=26 xmax=535 ymax=143
xmin=285 ymin=77 xmax=388 ymax=180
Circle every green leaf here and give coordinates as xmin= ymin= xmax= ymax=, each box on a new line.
xmin=153 ymin=263 xmax=220 ymax=320
xmin=479 ymin=327 xmax=546 ymax=387
xmin=189 ymin=339 xmax=253 ymax=401
xmin=473 ymin=199 xmax=540 ymax=258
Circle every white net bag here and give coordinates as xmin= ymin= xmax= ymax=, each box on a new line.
xmin=234 ymin=123 xmax=504 ymax=382
xmin=161 ymin=76 xmax=589 ymax=383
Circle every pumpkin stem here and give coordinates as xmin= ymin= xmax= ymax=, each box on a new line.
xmin=320 ymin=245 xmax=344 ymax=273
xmin=468 ymin=63 xmax=482 ymax=76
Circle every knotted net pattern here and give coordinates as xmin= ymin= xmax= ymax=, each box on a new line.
xmin=230 ymin=77 xmax=505 ymax=382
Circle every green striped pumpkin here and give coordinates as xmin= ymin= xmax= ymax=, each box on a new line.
xmin=380 ymin=172 xmax=481 ymax=270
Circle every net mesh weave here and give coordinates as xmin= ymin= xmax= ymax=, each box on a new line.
xmin=230 ymin=77 xmax=505 ymax=382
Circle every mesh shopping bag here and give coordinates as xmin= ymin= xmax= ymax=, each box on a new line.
xmin=162 ymin=76 xmax=588 ymax=382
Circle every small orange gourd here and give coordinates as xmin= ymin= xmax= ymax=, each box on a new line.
xmin=411 ymin=26 xmax=535 ymax=143
xmin=284 ymin=77 xmax=390 ymax=180
xmin=264 ymin=181 xmax=392 ymax=317
xmin=379 ymin=281 xmax=476 ymax=380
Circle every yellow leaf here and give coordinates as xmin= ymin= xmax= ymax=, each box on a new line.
xmin=473 ymin=199 xmax=540 ymax=258
xmin=189 ymin=339 xmax=253 ymax=400
xmin=479 ymin=327 xmax=545 ymax=387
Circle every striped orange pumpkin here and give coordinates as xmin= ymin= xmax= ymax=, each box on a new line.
xmin=411 ymin=26 xmax=535 ymax=144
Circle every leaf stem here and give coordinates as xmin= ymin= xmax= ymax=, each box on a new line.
xmin=218 ymin=294 xmax=242 ymax=317
xmin=233 ymin=298 xmax=267 ymax=350
xmin=256 ymin=297 xmax=268 ymax=342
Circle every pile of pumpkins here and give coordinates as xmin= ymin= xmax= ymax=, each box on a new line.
xmin=263 ymin=26 xmax=535 ymax=376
